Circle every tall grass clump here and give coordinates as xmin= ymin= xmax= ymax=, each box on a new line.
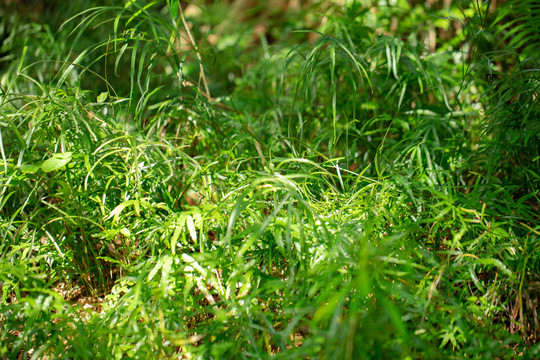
xmin=0 ymin=0 xmax=538 ymax=358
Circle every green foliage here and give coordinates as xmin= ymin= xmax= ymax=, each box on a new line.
xmin=0 ymin=0 xmax=538 ymax=358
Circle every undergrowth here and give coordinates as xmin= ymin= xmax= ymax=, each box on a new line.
xmin=0 ymin=0 xmax=538 ymax=359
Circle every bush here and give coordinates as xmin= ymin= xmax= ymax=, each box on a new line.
xmin=0 ymin=0 xmax=538 ymax=358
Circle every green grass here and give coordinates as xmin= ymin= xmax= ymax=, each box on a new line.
xmin=0 ymin=0 xmax=538 ymax=358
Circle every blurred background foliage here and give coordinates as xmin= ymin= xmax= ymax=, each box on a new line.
xmin=0 ymin=0 xmax=538 ymax=358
